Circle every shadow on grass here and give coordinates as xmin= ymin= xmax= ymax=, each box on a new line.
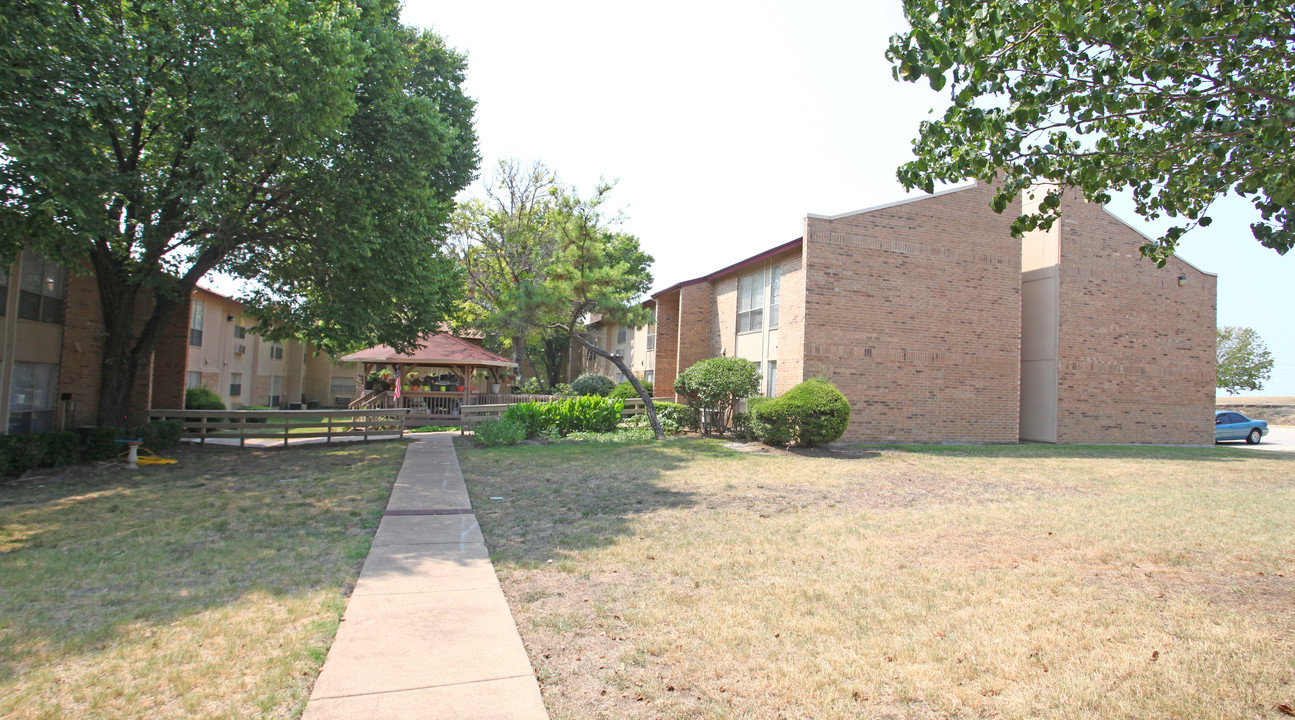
xmin=0 ymin=441 xmax=408 ymax=687
xmin=455 ymin=438 xmax=723 ymax=567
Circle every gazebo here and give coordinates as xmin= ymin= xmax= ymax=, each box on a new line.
xmin=340 ymin=334 xmax=516 ymax=423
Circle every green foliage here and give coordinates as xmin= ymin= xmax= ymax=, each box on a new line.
xmin=185 ymin=388 xmax=226 ymax=411
xmin=504 ymin=402 xmax=549 ymax=438
xmin=729 ymin=411 xmax=754 ymax=441
xmin=0 ymin=431 xmax=84 ymax=476
xmin=653 ymin=401 xmax=699 ymax=435
xmin=502 ymin=397 xmax=624 ymax=437
xmin=750 ymin=380 xmax=851 ymax=448
xmin=609 ymin=380 xmax=652 ymax=399
xmin=571 ymin=373 xmax=616 ymax=397
xmin=83 ymin=426 xmax=121 ymax=461
xmin=473 ymin=418 xmax=526 ymax=447
xmin=0 ymin=0 xmax=478 ymax=426
xmin=887 ymin=0 xmax=1295 ymax=262
xmin=133 ymin=420 xmax=183 ymax=453
xmin=565 ymin=425 xmax=655 ymax=443
xmin=673 ymin=357 xmax=761 ymax=434
xmin=1216 ymin=326 xmax=1275 ymax=395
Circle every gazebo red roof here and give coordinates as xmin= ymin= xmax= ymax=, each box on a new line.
xmin=340 ymin=334 xmax=515 ymax=368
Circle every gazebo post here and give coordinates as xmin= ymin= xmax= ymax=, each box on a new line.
xmin=461 ymin=364 xmax=470 ymax=414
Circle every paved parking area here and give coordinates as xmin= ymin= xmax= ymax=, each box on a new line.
xmin=1217 ymin=425 xmax=1295 ymax=452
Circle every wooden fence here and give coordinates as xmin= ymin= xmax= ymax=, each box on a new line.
xmin=148 ymin=408 xmax=410 ymax=446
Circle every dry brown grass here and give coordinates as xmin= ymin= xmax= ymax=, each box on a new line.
xmin=0 ymin=441 xmax=407 ymax=719
xmin=458 ymin=439 xmax=1295 ymax=720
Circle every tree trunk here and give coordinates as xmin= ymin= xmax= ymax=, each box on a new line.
xmin=92 ymin=272 xmax=182 ymax=429
xmin=555 ymin=324 xmax=664 ymax=440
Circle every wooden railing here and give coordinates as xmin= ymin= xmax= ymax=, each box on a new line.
xmin=149 ymin=408 xmax=409 ymax=446
xmin=472 ymin=393 xmax=560 ymax=405
xmin=621 ymin=397 xmax=675 ymax=417
xmin=460 ymin=404 xmax=508 ymax=434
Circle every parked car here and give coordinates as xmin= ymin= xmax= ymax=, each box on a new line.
xmin=1215 ymin=410 xmax=1268 ymax=444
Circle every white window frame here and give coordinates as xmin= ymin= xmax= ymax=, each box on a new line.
xmin=768 ymin=264 xmax=781 ymax=330
xmin=737 ymin=271 xmax=764 ymax=334
xmin=229 ymin=372 xmax=243 ymax=397
xmin=189 ymin=299 xmax=204 ymax=346
xmin=8 ymin=361 xmax=58 ymax=434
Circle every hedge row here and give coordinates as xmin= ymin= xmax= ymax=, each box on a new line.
xmin=0 ymin=420 xmax=184 ymax=478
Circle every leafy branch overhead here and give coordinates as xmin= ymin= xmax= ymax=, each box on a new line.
xmin=888 ymin=0 xmax=1295 ymax=263
xmin=0 ymin=0 xmax=477 ymax=425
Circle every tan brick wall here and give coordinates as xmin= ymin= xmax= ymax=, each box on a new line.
xmin=800 ymin=184 xmax=1023 ymax=443
xmin=677 ymin=282 xmax=715 ymax=377
xmin=1051 ymin=195 xmax=1215 ymax=444
xmin=654 ymin=291 xmax=681 ymax=399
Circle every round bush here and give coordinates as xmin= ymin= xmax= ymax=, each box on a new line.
xmin=570 ymin=373 xmax=616 ymax=397
xmin=609 ymin=380 xmax=652 ymax=399
xmin=751 ymin=379 xmax=851 ymax=447
xmin=673 ymin=357 xmax=760 ymax=434
xmin=185 ymin=386 xmax=225 ymax=410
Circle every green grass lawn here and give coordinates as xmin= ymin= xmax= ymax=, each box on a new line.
xmin=458 ymin=438 xmax=1295 ymax=720
xmin=0 ymin=441 xmax=408 ymax=719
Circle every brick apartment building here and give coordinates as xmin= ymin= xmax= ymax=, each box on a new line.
xmin=1 ymin=252 xmax=360 ymax=434
xmin=577 ymin=183 xmax=1217 ymax=444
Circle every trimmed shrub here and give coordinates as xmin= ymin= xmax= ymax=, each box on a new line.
xmin=0 ymin=431 xmax=83 ymax=475
xmin=751 ymin=379 xmax=851 ymax=447
xmin=44 ymin=432 xmax=82 ymax=467
xmin=474 ymin=418 xmax=526 ymax=447
xmin=185 ymin=387 xmax=226 ymax=411
xmin=609 ymin=380 xmax=653 ymax=399
xmin=83 ymin=426 xmax=121 ymax=461
xmin=653 ymin=401 xmax=699 ymax=434
xmin=133 ymin=419 xmax=183 ymax=452
xmin=570 ymin=373 xmax=616 ymax=397
xmin=503 ymin=396 xmax=625 ymax=437
xmin=673 ymin=357 xmax=760 ymax=434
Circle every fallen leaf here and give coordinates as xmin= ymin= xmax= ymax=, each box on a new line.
xmin=1150 ymin=650 xmax=1159 ymax=661
xmin=1277 ymin=705 xmax=1294 ymax=717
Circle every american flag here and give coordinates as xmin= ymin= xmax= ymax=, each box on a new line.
xmin=394 ymin=364 xmax=402 ymax=400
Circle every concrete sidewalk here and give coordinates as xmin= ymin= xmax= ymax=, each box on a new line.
xmin=303 ymin=434 xmax=548 ymax=720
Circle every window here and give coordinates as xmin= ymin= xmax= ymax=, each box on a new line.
xmin=189 ymin=299 xmax=204 ymax=346
xmin=646 ymin=310 xmax=656 ymax=351
xmin=229 ymin=373 xmax=243 ymax=397
xmin=17 ymin=250 xmax=64 ymax=324
xmin=8 ymin=362 xmax=58 ymax=434
xmin=268 ymin=375 xmax=283 ymax=408
xmin=186 ymin=371 xmax=202 ymax=389
xmin=233 ymin=323 xmax=246 ymax=339
xmin=644 ymin=370 xmax=654 ymax=385
xmin=737 ymin=271 xmax=764 ymax=333
xmin=765 ymin=360 xmax=778 ymax=397
xmin=269 ymin=344 xmax=284 ymax=360
xmin=617 ymin=325 xmax=627 ymax=344
xmin=768 ymin=264 xmax=781 ymax=329
xmin=330 ymin=376 xmax=353 ymax=395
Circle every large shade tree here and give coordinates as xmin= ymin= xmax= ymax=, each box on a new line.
xmin=451 ymin=160 xmax=568 ymax=387
xmin=0 ymin=0 xmax=477 ymax=426
xmin=887 ymin=0 xmax=1294 ymax=263
xmin=1216 ymin=326 xmax=1275 ymax=395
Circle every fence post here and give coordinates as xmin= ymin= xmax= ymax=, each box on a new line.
xmin=326 ymin=415 xmax=333 ymax=444
xmin=239 ymin=414 xmax=246 ymax=448
xmin=200 ymin=415 xmax=206 ymax=446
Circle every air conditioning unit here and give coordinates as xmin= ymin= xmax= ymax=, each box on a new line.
xmin=234 ymin=344 xmax=246 ymax=355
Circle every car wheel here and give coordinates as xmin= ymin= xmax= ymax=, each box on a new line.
xmin=1246 ymin=428 xmax=1262 ymax=445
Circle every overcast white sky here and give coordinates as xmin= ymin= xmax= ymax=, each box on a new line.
xmin=398 ymin=0 xmax=1293 ymax=396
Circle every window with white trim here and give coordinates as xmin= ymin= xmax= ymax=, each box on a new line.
xmin=268 ymin=375 xmax=283 ymax=408
xmin=186 ymin=371 xmax=202 ymax=389
xmin=18 ymin=250 xmax=65 ymax=324
xmin=8 ymin=362 xmax=57 ymax=434
xmin=765 ymin=360 xmax=778 ymax=397
xmin=330 ymin=376 xmax=353 ymax=395
xmin=269 ymin=344 xmax=284 ymax=360
xmin=189 ymin=299 xmax=204 ymax=346
xmin=617 ymin=325 xmax=627 ymax=344
xmin=229 ymin=372 xmax=243 ymax=397
xmin=645 ymin=310 xmax=656 ymax=351
xmin=737 ymin=271 xmax=764 ymax=333
xmin=768 ymin=264 xmax=781 ymax=329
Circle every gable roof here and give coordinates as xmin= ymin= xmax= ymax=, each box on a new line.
xmin=652 ymin=237 xmax=803 ymax=299
xmin=340 ymin=333 xmax=515 ymax=368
